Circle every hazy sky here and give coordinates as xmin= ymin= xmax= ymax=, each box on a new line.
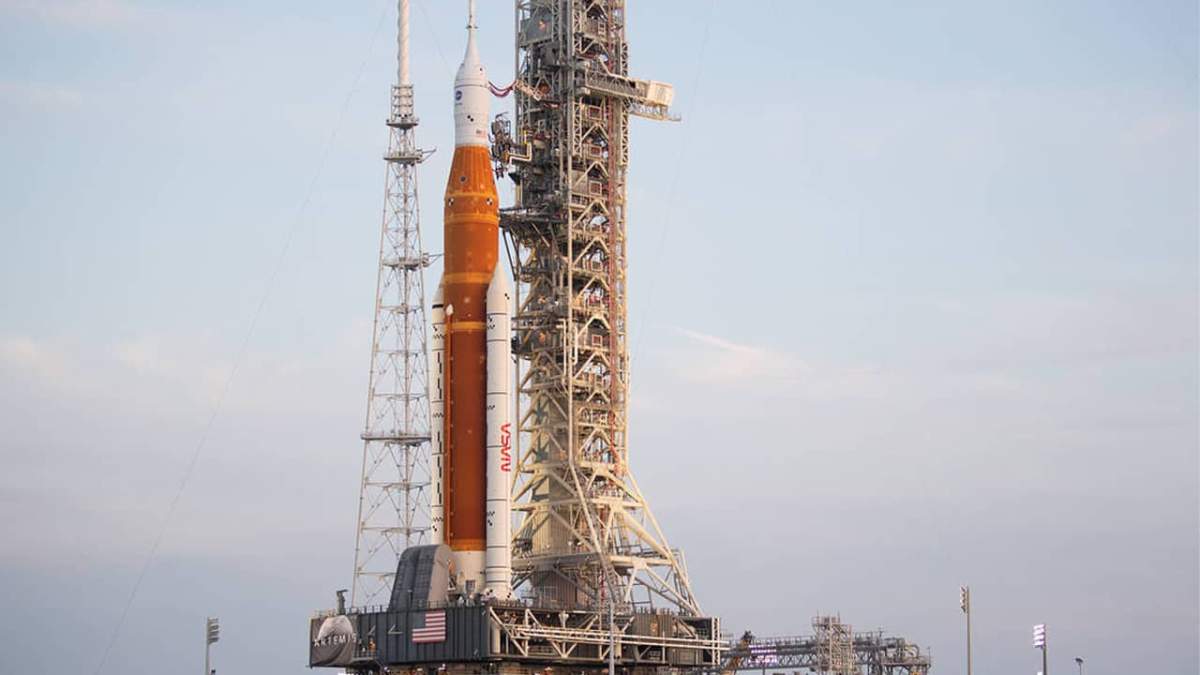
xmin=1 ymin=1 xmax=1196 ymax=674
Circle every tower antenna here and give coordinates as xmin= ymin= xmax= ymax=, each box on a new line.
xmin=350 ymin=0 xmax=433 ymax=607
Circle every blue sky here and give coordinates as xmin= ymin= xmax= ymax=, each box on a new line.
xmin=1 ymin=1 xmax=1196 ymax=674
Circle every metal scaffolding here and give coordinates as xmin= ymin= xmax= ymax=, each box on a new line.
xmin=497 ymin=0 xmax=694 ymax=617
xmin=719 ymin=616 xmax=931 ymax=675
xmin=351 ymin=0 xmax=434 ymax=607
xmin=814 ymin=616 xmax=856 ymax=675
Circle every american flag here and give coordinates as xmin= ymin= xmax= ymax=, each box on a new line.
xmin=411 ymin=611 xmax=446 ymax=644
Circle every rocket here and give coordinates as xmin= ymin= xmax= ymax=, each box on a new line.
xmin=429 ymin=0 xmax=512 ymax=600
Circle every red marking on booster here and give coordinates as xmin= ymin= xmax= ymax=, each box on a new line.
xmin=499 ymin=422 xmax=512 ymax=472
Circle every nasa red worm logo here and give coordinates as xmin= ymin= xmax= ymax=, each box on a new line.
xmin=500 ymin=422 xmax=512 ymax=472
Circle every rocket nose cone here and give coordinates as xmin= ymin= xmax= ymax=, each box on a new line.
xmin=453 ymin=0 xmax=488 ymax=146
xmin=433 ymin=277 xmax=445 ymax=305
xmin=456 ymin=0 xmax=485 ymax=86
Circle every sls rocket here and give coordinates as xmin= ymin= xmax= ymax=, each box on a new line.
xmin=429 ymin=0 xmax=512 ymax=600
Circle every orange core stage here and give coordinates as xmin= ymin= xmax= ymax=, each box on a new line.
xmin=441 ymin=143 xmax=499 ymax=555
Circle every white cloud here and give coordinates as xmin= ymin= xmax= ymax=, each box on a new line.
xmin=0 ymin=329 xmax=363 ymax=566
xmin=645 ymin=289 xmax=1196 ymax=430
xmin=646 ymin=327 xmax=898 ymax=416
xmin=0 ymin=81 xmax=85 ymax=109
xmin=0 ymin=0 xmax=198 ymax=34
xmin=0 ymin=0 xmax=143 ymax=28
xmin=112 ymin=335 xmax=168 ymax=375
xmin=111 ymin=336 xmax=237 ymax=405
xmin=1121 ymin=111 xmax=1186 ymax=149
xmin=0 ymin=335 xmax=42 ymax=365
xmin=0 ymin=335 xmax=69 ymax=383
xmin=674 ymin=327 xmax=811 ymax=383
xmin=0 ymin=331 xmax=353 ymax=419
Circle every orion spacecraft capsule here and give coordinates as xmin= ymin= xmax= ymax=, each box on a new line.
xmin=429 ymin=0 xmax=512 ymax=600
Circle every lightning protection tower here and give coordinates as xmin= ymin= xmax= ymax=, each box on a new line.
xmin=351 ymin=0 xmax=433 ymax=607
xmin=500 ymin=0 xmax=696 ymax=615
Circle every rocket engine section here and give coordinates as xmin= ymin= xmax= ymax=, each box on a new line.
xmin=429 ymin=0 xmax=512 ymax=600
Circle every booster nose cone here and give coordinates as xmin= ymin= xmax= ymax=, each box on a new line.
xmin=454 ymin=0 xmax=489 ymax=147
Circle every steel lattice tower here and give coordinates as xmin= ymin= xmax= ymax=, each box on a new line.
xmin=351 ymin=0 xmax=432 ymax=607
xmin=501 ymin=0 xmax=698 ymax=615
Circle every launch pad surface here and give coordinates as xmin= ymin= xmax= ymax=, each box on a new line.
xmin=309 ymin=604 xmax=932 ymax=675
xmin=311 ymin=599 xmax=721 ymax=672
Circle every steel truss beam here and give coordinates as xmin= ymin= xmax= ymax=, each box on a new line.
xmin=720 ymin=620 xmax=931 ymax=675
xmin=488 ymin=604 xmax=722 ymax=667
xmin=352 ymin=2 xmax=434 ymax=606
xmin=500 ymin=0 xmax=695 ymax=616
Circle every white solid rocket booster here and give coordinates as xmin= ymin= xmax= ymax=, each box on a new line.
xmin=429 ymin=282 xmax=445 ymax=545
xmin=484 ymin=264 xmax=513 ymax=598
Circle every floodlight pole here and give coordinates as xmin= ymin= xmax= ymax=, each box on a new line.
xmin=960 ymin=586 xmax=972 ymax=675
xmin=966 ymin=610 xmax=972 ymax=675
xmin=204 ymin=617 xmax=219 ymax=675
xmin=1033 ymin=623 xmax=1048 ymax=675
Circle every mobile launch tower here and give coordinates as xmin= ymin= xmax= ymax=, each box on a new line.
xmin=497 ymin=0 xmax=693 ymax=616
